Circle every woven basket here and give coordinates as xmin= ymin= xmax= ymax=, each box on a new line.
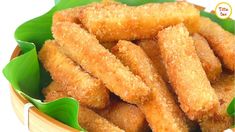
xmin=10 ymin=46 xmax=79 ymax=132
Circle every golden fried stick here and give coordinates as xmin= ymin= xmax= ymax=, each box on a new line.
xmin=192 ymin=33 xmax=222 ymax=82
xmin=53 ymin=6 xmax=117 ymax=51
xmin=157 ymin=24 xmax=219 ymax=120
xmin=199 ymin=17 xmax=235 ymax=71
xmin=39 ymin=40 xmax=109 ymax=109
xmin=78 ymin=106 xmax=124 ymax=132
xmin=42 ymin=81 xmax=67 ymax=102
xmin=42 ymin=83 xmax=123 ymax=132
xmin=53 ymin=1 xmax=120 ymax=25
xmin=52 ymin=22 xmax=151 ymax=105
xmin=200 ymin=74 xmax=235 ymax=132
xmin=97 ymin=100 xmax=149 ymax=132
xmin=53 ymin=7 xmax=81 ymax=25
xmin=112 ymin=40 xmax=189 ymax=132
xmin=78 ymin=2 xmax=199 ymax=42
xmin=138 ymin=40 xmax=168 ymax=82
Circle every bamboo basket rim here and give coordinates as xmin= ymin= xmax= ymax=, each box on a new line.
xmin=10 ymin=46 xmax=79 ymax=132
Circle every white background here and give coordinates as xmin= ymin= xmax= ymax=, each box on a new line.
xmin=0 ymin=1 xmax=54 ymax=131
xmin=0 ymin=0 xmax=234 ymax=132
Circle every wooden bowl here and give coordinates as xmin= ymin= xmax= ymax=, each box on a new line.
xmin=10 ymin=46 xmax=79 ymax=132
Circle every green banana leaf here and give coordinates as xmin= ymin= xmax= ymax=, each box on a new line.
xmin=3 ymin=0 xmax=235 ymax=130
xmin=227 ymin=98 xmax=235 ymax=117
xmin=55 ymin=0 xmax=175 ymax=5
xmin=200 ymin=11 xmax=235 ymax=34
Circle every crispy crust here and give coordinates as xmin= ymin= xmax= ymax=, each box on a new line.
xmin=53 ymin=7 xmax=81 ymax=25
xmin=42 ymin=81 xmax=124 ymax=132
xmin=78 ymin=106 xmax=124 ymax=132
xmin=42 ymin=81 xmax=67 ymax=102
xmin=52 ymin=22 xmax=151 ymax=105
xmin=97 ymin=100 xmax=149 ymax=132
xmin=200 ymin=74 xmax=234 ymax=132
xmin=112 ymin=40 xmax=189 ymax=132
xmin=192 ymin=33 xmax=222 ymax=82
xmin=79 ymin=2 xmax=199 ymax=42
xmin=157 ymin=24 xmax=219 ymax=120
xmin=199 ymin=17 xmax=235 ymax=71
xmin=138 ymin=39 xmax=168 ymax=83
xmin=39 ymin=40 xmax=110 ymax=109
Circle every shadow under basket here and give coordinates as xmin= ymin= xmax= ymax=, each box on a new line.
xmin=10 ymin=46 xmax=79 ymax=132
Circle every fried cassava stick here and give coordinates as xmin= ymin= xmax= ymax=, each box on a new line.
xmin=39 ymin=40 xmax=110 ymax=109
xmin=78 ymin=2 xmax=199 ymax=42
xmin=52 ymin=22 xmax=151 ymax=105
xmin=112 ymin=40 xmax=189 ymax=132
xmin=199 ymin=17 xmax=235 ymax=71
xmin=157 ymin=24 xmax=219 ymax=120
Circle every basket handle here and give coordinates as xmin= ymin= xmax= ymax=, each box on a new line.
xmin=23 ymin=103 xmax=34 ymax=131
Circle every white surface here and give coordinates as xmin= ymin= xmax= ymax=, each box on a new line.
xmin=0 ymin=1 xmax=54 ymax=131
xmin=0 ymin=0 xmax=234 ymax=132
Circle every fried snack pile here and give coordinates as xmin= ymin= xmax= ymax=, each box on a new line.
xmin=112 ymin=40 xmax=188 ymax=131
xmin=39 ymin=1 xmax=235 ymax=132
xmin=158 ymin=24 xmax=219 ymax=120
xmin=200 ymin=74 xmax=235 ymax=132
xmin=78 ymin=2 xmax=199 ymax=42
xmin=199 ymin=17 xmax=235 ymax=71
xmin=39 ymin=40 xmax=109 ymax=109
xmin=192 ymin=33 xmax=222 ymax=82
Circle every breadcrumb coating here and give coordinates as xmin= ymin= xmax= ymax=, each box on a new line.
xmin=112 ymin=40 xmax=189 ymax=132
xmin=79 ymin=106 xmax=124 ymax=132
xmin=52 ymin=22 xmax=151 ymax=105
xmin=200 ymin=74 xmax=234 ymax=132
xmin=192 ymin=33 xmax=222 ymax=82
xmin=42 ymin=81 xmax=124 ymax=132
xmin=97 ymin=100 xmax=149 ymax=132
xmin=157 ymin=24 xmax=219 ymax=120
xmin=53 ymin=7 xmax=81 ymax=25
xmin=42 ymin=81 xmax=67 ymax=102
xmin=199 ymin=17 xmax=235 ymax=71
xmin=78 ymin=2 xmax=199 ymax=42
xmin=138 ymin=39 xmax=168 ymax=83
xmin=39 ymin=40 xmax=110 ymax=109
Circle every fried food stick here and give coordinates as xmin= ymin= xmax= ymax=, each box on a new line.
xmin=199 ymin=17 xmax=235 ymax=71
xmin=138 ymin=36 xmax=223 ymax=83
xmin=78 ymin=2 xmax=199 ymax=42
xmin=42 ymin=82 xmax=124 ymax=132
xmin=97 ymin=100 xmax=149 ymax=132
xmin=200 ymin=74 xmax=234 ymax=132
xmin=192 ymin=33 xmax=222 ymax=82
xmin=53 ymin=9 xmax=117 ymax=51
xmin=53 ymin=1 xmax=121 ymax=24
xmin=112 ymin=40 xmax=189 ymax=132
xmin=79 ymin=106 xmax=124 ymax=132
xmin=52 ymin=22 xmax=151 ymax=105
xmin=157 ymin=24 xmax=219 ymax=120
xmin=138 ymin=40 xmax=168 ymax=82
xmin=39 ymin=40 xmax=109 ymax=109
xmin=42 ymin=81 xmax=67 ymax=102
xmin=53 ymin=7 xmax=81 ymax=25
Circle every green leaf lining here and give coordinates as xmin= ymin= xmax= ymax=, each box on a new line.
xmin=227 ymin=98 xmax=235 ymax=117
